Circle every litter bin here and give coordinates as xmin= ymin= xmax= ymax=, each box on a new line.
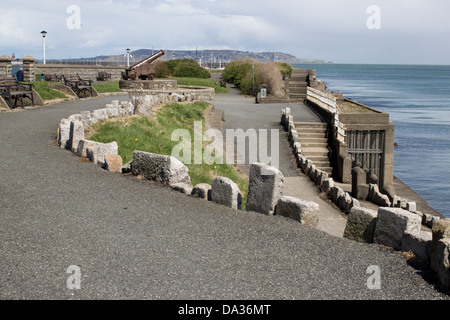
xmin=260 ymin=84 xmax=267 ymax=99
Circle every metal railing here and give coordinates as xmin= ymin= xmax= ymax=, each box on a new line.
xmin=306 ymin=86 xmax=346 ymax=144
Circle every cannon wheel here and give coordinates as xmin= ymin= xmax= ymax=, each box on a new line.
xmin=130 ymin=74 xmax=137 ymax=81
xmin=149 ymin=73 xmax=156 ymax=80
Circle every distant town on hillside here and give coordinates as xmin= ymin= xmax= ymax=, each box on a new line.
xmin=46 ymin=49 xmax=332 ymax=66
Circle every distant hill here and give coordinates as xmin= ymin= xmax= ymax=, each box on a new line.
xmin=101 ymin=49 xmax=331 ymax=65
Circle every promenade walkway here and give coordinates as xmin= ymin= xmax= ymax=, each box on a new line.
xmin=215 ymin=86 xmax=347 ymax=237
xmin=0 ymin=94 xmax=447 ymax=300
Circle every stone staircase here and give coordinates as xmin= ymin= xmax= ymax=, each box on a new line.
xmin=294 ymin=122 xmax=332 ymax=174
xmin=205 ymin=105 xmax=224 ymax=131
xmin=289 ymin=69 xmax=308 ymax=102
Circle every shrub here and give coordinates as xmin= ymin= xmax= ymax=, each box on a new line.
xmin=154 ymin=60 xmax=170 ymax=78
xmin=222 ymin=60 xmax=253 ymax=88
xmin=163 ymin=59 xmax=210 ymax=79
xmin=223 ymin=60 xmax=286 ymax=97
xmin=275 ymin=62 xmax=293 ymax=77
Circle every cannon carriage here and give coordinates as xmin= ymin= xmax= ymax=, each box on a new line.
xmin=121 ymin=50 xmax=165 ymax=81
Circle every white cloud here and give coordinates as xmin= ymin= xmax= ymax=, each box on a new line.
xmin=0 ymin=0 xmax=449 ymax=63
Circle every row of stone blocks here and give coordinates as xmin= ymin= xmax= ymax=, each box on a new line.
xmin=58 ymin=101 xmax=322 ymax=230
xmin=344 ymin=205 xmax=450 ymax=290
xmin=352 ymin=166 xmax=441 ymax=229
xmin=131 ymin=156 xmax=321 ymax=229
xmin=283 ymin=106 xmax=441 ymax=230
xmin=57 ymin=100 xmax=135 ymax=169
xmin=281 ymin=107 xmax=331 ymax=188
xmin=281 ymin=109 xmax=355 ymax=214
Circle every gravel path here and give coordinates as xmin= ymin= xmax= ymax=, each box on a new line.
xmin=0 ymin=94 xmax=448 ymax=300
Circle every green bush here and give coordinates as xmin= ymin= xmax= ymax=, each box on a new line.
xmin=222 ymin=60 xmax=286 ymax=97
xmin=275 ymin=62 xmax=293 ymax=77
xmin=163 ymin=59 xmax=210 ymax=79
xmin=222 ymin=60 xmax=253 ymax=88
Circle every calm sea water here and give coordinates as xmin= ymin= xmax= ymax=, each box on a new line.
xmin=293 ymin=63 xmax=450 ymax=218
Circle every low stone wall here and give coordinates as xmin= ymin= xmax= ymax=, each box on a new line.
xmin=281 ymin=107 xmax=441 ymax=229
xmin=57 ymin=99 xmax=134 ymax=166
xmin=37 ymin=64 xmax=124 ymax=82
xmin=344 ymin=205 xmax=450 ymax=290
xmin=281 ymin=105 xmax=450 ymax=289
xmin=119 ymin=79 xmax=178 ymax=90
xmin=127 ymin=86 xmax=215 ymax=115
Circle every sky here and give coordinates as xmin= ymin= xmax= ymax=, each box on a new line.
xmin=1 ymin=0 xmax=450 ymax=64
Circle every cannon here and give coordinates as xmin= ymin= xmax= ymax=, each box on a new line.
xmin=122 ymin=50 xmax=165 ymax=81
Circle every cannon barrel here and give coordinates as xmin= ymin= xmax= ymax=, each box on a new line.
xmin=122 ymin=50 xmax=165 ymax=80
xmin=128 ymin=50 xmax=165 ymax=71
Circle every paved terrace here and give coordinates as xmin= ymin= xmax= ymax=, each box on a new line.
xmin=0 ymin=94 xmax=448 ymax=299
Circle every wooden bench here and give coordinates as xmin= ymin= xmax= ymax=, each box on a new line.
xmin=0 ymin=76 xmax=35 ymax=109
xmin=96 ymin=71 xmax=111 ymax=82
xmin=44 ymin=74 xmax=61 ymax=82
xmin=62 ymin=74 xmax=93 ymax=98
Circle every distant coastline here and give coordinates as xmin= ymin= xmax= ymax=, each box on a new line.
xmin=41 ymin=49 xmax=332 ymax=65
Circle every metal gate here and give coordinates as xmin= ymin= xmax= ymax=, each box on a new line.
xmin=346 ymin=130 xmax=385 ymax=186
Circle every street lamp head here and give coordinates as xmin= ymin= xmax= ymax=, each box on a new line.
xmin=41 ymin=30 xmax=47 ymax=38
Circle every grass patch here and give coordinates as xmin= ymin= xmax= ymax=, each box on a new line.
xmin=88 ymin=101 xmax=248 ymax=208
xmin=30 ymin=81 xmax=68 ymax=100
xmin=93 ymin=81 xmax=123 ymax=93
xmin=160 ymin=77 xmax=229 ymax=94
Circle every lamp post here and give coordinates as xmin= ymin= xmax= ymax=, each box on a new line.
xmin=126 ymin=48 xmax=131 ymax=67
xmin=41 ymin=31 xmax=47 ymax=64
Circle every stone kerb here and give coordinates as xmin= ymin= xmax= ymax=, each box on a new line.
xmin=132 ymin=151 xmax=192 ymax=187
xmin=246 ymin=163 xmax=284 ymax=215
xmin=344 ymin=206 xmax=378 ymax=243
xmin=275 ymin=196 xmax=320 ymax=228
xmin=211 ymin=176 xmax=242 ymax=210
xmin=86 ymin=141 xmax=118 ymax=166
xmin=373 ymin=207 xmax=422 ymax=251
xmin=347 ymin=161 xmax=439 ymax=229
xmin=191 ymin=183 xmax=212 ymax=200
xmin=352 ymin=166 xmax=369 ymax=200
xmin=430 ymin=219 xmax=450 ymax=289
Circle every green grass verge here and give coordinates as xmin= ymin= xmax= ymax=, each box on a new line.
xmin=93 ymin=81 xmax=123 ymax=93
xmin=88 ymin=101 xmax=248 ymax=208
xmin=160 ymin=77 xmax=229 ymax=94
xmin=31 ymin=81 xmax=68 ymax=100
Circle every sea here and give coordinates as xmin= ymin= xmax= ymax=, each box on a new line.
xmin=292 ymin=63 xmax=450 ymax=218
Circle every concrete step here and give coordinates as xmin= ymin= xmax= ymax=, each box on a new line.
xmin=289 ymin=93 xmax=307 ymax=98
xmin=291 ymin=73 xmax=308 ymax=78
xmin=288 ymin=98 xmax=306 ymax=103
xmin=318 ymin=167 xmax=333 ymax=174
xmin=298 ymin=137 xmax=328 ymax=144
xmin=294 ymin=122 xmax=328 ymax=129
xmin=290 ymin=86 xmax=307 ymax=90
xmin=290 ymin=90 xmax=307 ymax=95
xmin=298 ymin=132 xmax=327 ymax=138
xmin=301 ymin=149 xmax=329 ymax=157
xmin=289 ymin=81 xmax=308 ymax=86
xmin=296 ymin=127 xmax=327 ymax=134
xmin=301 ymin=142 xmax=328 ymax=148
